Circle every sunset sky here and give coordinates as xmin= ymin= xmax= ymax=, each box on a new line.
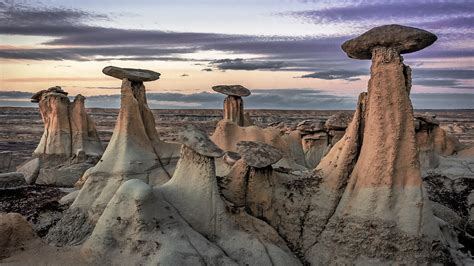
xmin=0 ymin=0 xmax=473 ymax=109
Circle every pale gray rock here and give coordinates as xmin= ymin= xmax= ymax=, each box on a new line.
xmin=341 ymin=24 xmax=437 ymax=59
xmin=236 ymin=141 xmax=283 ymax=168
xmin=102 ymin=66 xmax=161 ymax=82
xmin=59 ymin=190 xmax=80 ymax=205
xmin=178 ymin=126 xmax=224 ymax=158
xmin=0 ymin=151 xmax=13 ymax=173
xmin=16 ymin=158 xmax=40 ymax=184
xmin=0 ymin=172 xmax=26 ymax=189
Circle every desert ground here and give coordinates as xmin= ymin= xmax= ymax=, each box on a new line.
xmin=1 ymin=107 xmax=473 ymax=169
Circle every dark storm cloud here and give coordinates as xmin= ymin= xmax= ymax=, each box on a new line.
xmin=210 ymin=59 xmax=285 ymax=71
xmin=0 ymin=47 xmax=196 ymax=61
xmin=290 ymin=1 xmax=473 ymax=25
xmin=299 ymin=69 xmax=366 ymax=80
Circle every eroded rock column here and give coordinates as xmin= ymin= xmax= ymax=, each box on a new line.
xmin=212 ymin=85 xmax=251 ymax=126
xmin=307 ymin=25 xmax=450 ymax=264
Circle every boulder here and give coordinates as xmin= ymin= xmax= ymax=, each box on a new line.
xmin=0 ymin=213 xmax=39 ymax=259
xmin=0 ymin=151 xmax=13 ymax=173
xmin=17 ymin=157 xmax=40 ymax=184
xmin=0 ymin=172 xmax=26 ymax=189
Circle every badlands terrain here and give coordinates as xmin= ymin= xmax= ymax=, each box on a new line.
xmin=1 ymin=25 xmax=474 ymax=265
xmin=0 ymin=107 xmax=473 ymax=170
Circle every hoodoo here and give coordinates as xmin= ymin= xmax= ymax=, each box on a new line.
xmin=307 ymin=25 xmax=449 ymax=264
xmin=17 ymin=86 xmax=103 ymax=186
xmin=47 ymin=66 xmax=180 ymax=246
xmin=158 ymin=127 xmax=300 ymax=265
xmin=212 ymin=85 xmax=251 ymax=126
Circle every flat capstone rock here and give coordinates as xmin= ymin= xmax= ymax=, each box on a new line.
xmin=236 ymin=141 xmax=282 ymax=168
xmin=178 ymin=126 xmax=224 ymax=158
xmin=102 ymin=66 xmax=161 ymax=82
xmin=341 ymin=24 xmax=437 ymax=59
xmin=212 ymin=85 xmax=251 ymax=97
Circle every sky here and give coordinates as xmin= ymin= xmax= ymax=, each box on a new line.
xmin=0 ymin=0 xmax=473 ymax=109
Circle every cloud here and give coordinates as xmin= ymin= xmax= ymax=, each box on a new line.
xmin=411 ymin=68 xmax=474 ymax=89
xmin=299 ymin=69 xmax=366 ymax=80
xmin=201 ymin=68 xmax=213 ymax=72
xmin=289 ymin=2 xmax=473 ymax=26
xmin=209 ymin=58 xmax=285 ymax=71
xmin=180 ymin=74 xmax=189 ymax=77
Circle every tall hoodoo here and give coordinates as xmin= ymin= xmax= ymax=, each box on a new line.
xmin=17 ymin=86 xmax=103 ymax=186
xmin=47 ymin=66 xmax=180 ymax=246
xmin=212 ymin=85 xmax=251 ymax=126
xmin=307 ymin=25 xmax=450 ymax=264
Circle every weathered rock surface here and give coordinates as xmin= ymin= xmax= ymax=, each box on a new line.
xmin=159 ymin=133 xmax=300 ymax=265
xmin=48 ymin=73 xmax=180 ymax=246
xmin=341 ymin=24 xmax=437 ymax=59
xmin=17 ymin=157 xmax=40 ymax=184
xmin=17 ymin=88 xmax=103 ymax=186
xmin=236 ymin=141 xmax=282 ymax=168
xmin=178 ymin=125 xmax=224 ymax=157
xmin=0 ymin=151 xmax=13 ymax=173
xmin=0 ymin=172 xmax=26 ymax=189
xmin=212 ymin=85 xmax=251 ymax=97
xmin=213 ymin=85 xmax=251 ymax=126
xmin=325 ymin=112 xmax=352 ymax=130
xmin=307 ymin=28 xmax=448 ymax=264
xmin=102 ymin=66 xmax=161 ymax=82
xmin=0 ymin=213 xmax=40 ymax=259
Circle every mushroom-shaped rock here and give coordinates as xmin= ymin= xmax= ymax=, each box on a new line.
xmin=236 ymin=141 xmax=283 ymax=168
xmin=102 ymin=66 xmax=160 ymax=82
xmin=341 ymin=24 xmax=437 ymax=59
xmin=325 ymin=112 xmax=353 ymax=130
xmin=178 ymin=126 xmax=224 ymax=158
xmin=212 ymin=85 xmax=251 ymax=97
xmin=213 ymin=85 xmax=250 ymax=126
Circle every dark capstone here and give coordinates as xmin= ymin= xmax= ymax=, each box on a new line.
xmin=341 ymin=25 xmax=437 ymax=60
xmin=212 ymin=85 xmax=251 ymax=97
xmin=102 ymin=66 xmax=161 ymax=82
